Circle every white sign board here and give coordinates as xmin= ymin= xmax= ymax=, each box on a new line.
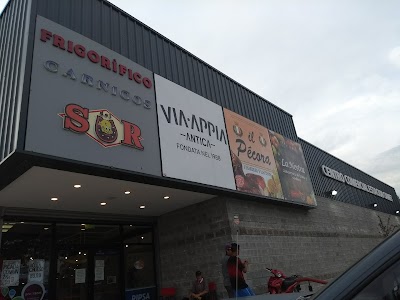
xmin=155 ymin=75 xmax=236 ymax=189
xmin=1 ymin=260 xmax=20 ymax=287
xmin=28 ymin=259 xmax=45 ymax=283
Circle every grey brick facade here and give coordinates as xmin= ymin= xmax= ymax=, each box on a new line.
xmin=158 ymin=196 xmax=399 ymax=299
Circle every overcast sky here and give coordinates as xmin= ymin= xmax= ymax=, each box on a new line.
xmin=1 ymin=0 xmax=399 ymax=196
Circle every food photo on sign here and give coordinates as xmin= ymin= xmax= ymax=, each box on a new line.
xmin=269 ymin=130 xmax=317 ymax=206
xmin=223 ymin=109 xmax=283 ymax=199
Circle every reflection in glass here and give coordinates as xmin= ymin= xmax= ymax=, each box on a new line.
xmin=56 ymin=249 xmax=88 ymax=300
xmin=0 ymin=222 xmax=51 ymax=299
xmin=125 ymin=245 xmax=155 ymax=289
xmin=56 ymin=224 xmax=120 ymax=246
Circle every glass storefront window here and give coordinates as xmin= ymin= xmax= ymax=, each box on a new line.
xmin=0 ymin=222 xmax=156 ymax=300
xmin=56 ymin=248 xmax=89 ymax=300
xmin=123 ymin=225 xmax=156 ymax=300
xmin=0 ymin=222 xmax=51 ymax=300
xmin=55 ymin=224 xmax=121 ymax=300
xmin=124 ymin=245 xmax=155 ymax=289
xmin=123 ymin=225 xmax=153 ymax=244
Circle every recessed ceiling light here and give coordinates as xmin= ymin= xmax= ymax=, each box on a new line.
xmin=44 ymin=227 xmax=49 ymax=230
xmin=141 ymin=236 xmax=144 ymax=240
xmin=65 ymin=256 xmax=68 ymax=260
xmin=100 ymin=202 xmax=107 ymax=206
xmin=84 ymin=253 xmax=87 ymax=256
xmin=20 ymin=222 xmax=24 ymax=224
xmin=129 ymin=225 xmax=133 ymax=227
xmin=139 ymin=205 xmax=145 ymax=209
xmin=74 ymin=184 xmax=82 ymax=188
xmin=164 ymin=196 xmax=170 ymax=199
xmin=396 ymin=210 xmax=399 ymax=214
xmin=124 ymin=191 xmax=131 ymax=195
xmin=81 ymin=224 xmax=85 ymax=226
xmin=81 ymin=228 xmax=85 ymax=231
xmin=125 ymin=245 xmax=129 ymax=248
xmin=75 ymin=259 xmax=78 ymax=262
xmin=51 ymin=197 xmax=58 ymax=201
xmin=79 ymin=252 xmax=81 ymax=255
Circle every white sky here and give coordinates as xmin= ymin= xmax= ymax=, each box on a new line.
xmin=1 ymin=0 xmax=399 ymax=196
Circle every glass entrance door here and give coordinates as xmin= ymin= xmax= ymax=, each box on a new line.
xmin=57 ymin=248 xmax=89 ymax=300
xmin=56 ymin=247 xmax=121 ymax=300
xmin=93 ymin=249 xmax=121 ymax=300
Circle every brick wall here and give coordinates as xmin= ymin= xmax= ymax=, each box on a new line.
xmin=157 ymin=197 xmax=233 ymax=299
xmin=158 ymin=196 xmax=400 ymax=298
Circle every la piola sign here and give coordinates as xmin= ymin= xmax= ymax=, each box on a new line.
xmin=321 ymin=165 xmax=393 ymax=201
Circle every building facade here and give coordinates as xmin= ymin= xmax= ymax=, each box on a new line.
xmin=0 ymin=1 xmax=399 ymax=300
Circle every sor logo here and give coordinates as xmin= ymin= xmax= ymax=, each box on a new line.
xmin=58 ymin=103 xmax=144 ymax=150
xmin=96 ymin=111 xmax=118 ymax=143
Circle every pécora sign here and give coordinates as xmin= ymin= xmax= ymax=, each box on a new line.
xmin=58 ymin=104 xmax=144 ymax=150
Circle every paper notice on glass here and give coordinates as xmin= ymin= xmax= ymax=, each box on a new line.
xmin=94 ymin=267 xmax=104 ymax=281
xmin=75 ymin=268 xmax=86 ymax=284
xmin=28 ymin=259 xmax=45 ymax=283
xmin=95 ymin=260 xmax=104 ymax=268
xmin=1 ymin=260 xmax=21 ymax=287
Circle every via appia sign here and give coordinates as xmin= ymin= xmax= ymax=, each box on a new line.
xmin=321 ymin=165 xmax=393 ymax=201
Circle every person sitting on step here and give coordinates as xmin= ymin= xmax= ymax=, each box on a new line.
xmin=189 ymin=270 xmax=209 ymax=300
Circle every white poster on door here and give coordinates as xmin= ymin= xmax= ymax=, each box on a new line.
xmin=155 ymin=75 xmax=236 ymax=189
xmin=28 ymin=259 xmax=45 ymax=283
xmin=95 ymin=267 xmax=104 ymax=281
xmin=1 ymin=260 xmax=21 ymax=287
xmin=75 ymin=268 xmax=86 ymax=284
xmin=95 ymin=260 xmax=104 ymax=281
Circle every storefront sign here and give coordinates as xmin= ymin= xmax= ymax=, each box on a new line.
xmin=155 ymin=75 xmax=236 ymax=189
xmin=25 ymin=16 xmax=161 ymax=176
xmin=269 ymin=131 xmax=316 ymax=205
xmin=321 ymin=165 xmax=393 ymax=201
xmin=28 ymin=259 xmax=45 ymax=283
xmin=1 ymin=260 xmax=20 ymax=287
xmin=125 ymin=286 xmax=156 ymax=300
xmin=58 ymin=104 xmax=144 ymax=150
xmin=224 ymin=109 xmax=284 ymax=198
